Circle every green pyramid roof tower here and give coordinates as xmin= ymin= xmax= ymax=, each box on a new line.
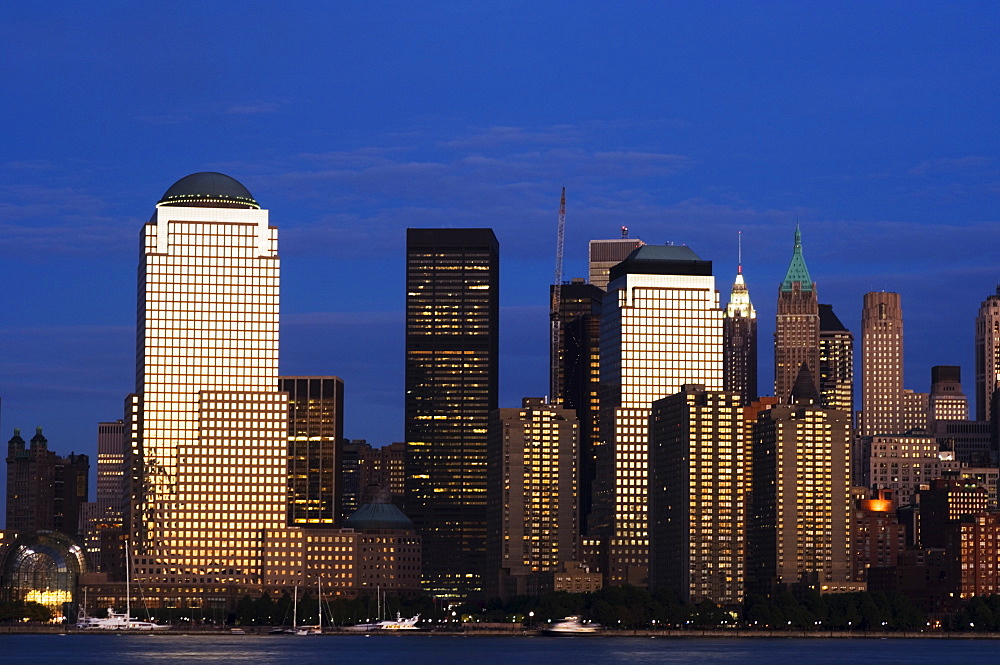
xmin=780 ymin=224 xmax=813 ymax=292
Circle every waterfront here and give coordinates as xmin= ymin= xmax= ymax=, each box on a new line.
xmin=5 ymin=635 xmax=1000 ymax=665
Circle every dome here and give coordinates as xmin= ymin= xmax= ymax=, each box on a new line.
xmin=157 ymin=172 xmax=259 ymax=209
xmin=344 ymin=501 xmax=415 ymax=531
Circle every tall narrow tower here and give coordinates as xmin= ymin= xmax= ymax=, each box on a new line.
xmin=130 ymin=172 xmax=287 ymax=585
xmin=975 ymin=286 xmax=1000 ymax=421
xmin=818 ymin=304 xmax=854 ymax=413
xmin=724 ymin=236 xmax=757 ymax=405
xmin=774 ymin=226 xmax=820 ymax=402
xmin=404 ymin=228 xmax=499 ymax=598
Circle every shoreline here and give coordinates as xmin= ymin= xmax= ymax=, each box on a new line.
xmin=4 ymin=626 xmax=1000 ymax=639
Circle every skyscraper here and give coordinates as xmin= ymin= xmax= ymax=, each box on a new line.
xmin=975 ymin=286 xmax=1000 ymax=421
xmin=6 ymin=427 xmax=89 ymax=537
xmin=404 ymin=228 xmax=499 ymax=597
xmin=724 ymin=260 xmax=757 ymax=406
xmin=550 ymin=278 xmax=603 ymax=534
xmin=650 ymin=385 xmax=744 ymax=604
xmin=129 ymin=172 xmax=288 ymax=585
xmin=591 ymin=244 xmax=723 ymax=586
xmin=280 ymin=376 xmax=344 ymax=527
xmin=748 ymin=366 xmax=852 ymax=595
xmin=860 ymin=291 xmax=928 ymax=437
xmin=818 ymin=304 xmax=854 ymax=413
xmin=774 ymin=226 xmax=820 ymax=401
xmin=587 ymin=234 xmax=644 ymax=290
xmin=488 ymin=398 xmax=579 ymax=598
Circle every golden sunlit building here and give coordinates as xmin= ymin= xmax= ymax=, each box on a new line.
xmin=128 ymin=172 xmax=288 ymax=586
xmin=487 ymin=398 xmax=578 ymax=598
xmin=650 ymin=385 xmax=745 ymax=604
xmin=591 ymin=244 xmax=723 ymax=586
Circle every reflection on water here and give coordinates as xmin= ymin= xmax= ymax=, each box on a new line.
xmin=6 ymin=635 xmax=1000 ymax=665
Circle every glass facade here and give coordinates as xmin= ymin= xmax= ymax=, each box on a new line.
xmin=404 ymin=228 xmax=499 ymax=598
xmin=130 ymin=182 xmax=288 ymax=585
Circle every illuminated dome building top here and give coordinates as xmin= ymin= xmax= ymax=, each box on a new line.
xmin=157 ymin=172 xmax=260 ymax=209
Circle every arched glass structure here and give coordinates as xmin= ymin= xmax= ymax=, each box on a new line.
xmin=0 ymin=531 xmax=87 ymax=619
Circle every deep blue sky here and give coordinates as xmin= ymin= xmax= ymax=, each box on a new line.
xmin=2 ymin=2 xmax=998 ymax=517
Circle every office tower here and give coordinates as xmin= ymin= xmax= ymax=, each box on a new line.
xmin=129 ymin=172 xmax=288 ymax=585
xmin=859 ymin=291 xmax=929 ymax=437
xmin=404 ymin=228 xmax=499 ymax=597
xmin=587 ymin=233 xmax=644 ymax=290
xmin=975 ymin=286 xmax=1000 ymax=421
xmin=929 ymin=366 xmax=969 ymax=422
xmin=919 ymin=475 xmax=989 ymax=548
xmin=280 ymin=376 xmax=344 ymax=528
xmin=931 ymin=420 xmax=994 ymax=467
xmin=850 ymin=489 xmax=906 ymax=583
xmin=340 ymin=439 xmax=367 ymax=519
xmin=487 ymin=398 xmax=579 ymax=598
xmin=550 ymin=278 xmax=603 ymax=533
xmin=724 ymin=260 xmax=757 ymax=406
xmin=340 ymin=440 xmax=407 ymax=512
xmin=6 ymin=427 xmax=88 ymax=538
xmin=591 ymin=244 xmax=723 ymax=586
xmin=774 ymin=226 xmax=820 ymax=401
xmin=864 ymin=434 xmax=962 ymax=507
xmin=748 ymin=366 xmax=852 ymax=595
xmin=818 ymin=304 xmax=854 ymax=413
xmin=649 ymin=385 xmax=744 ymax=604
xmin=79 ymin=420 xmax=126 ymax=573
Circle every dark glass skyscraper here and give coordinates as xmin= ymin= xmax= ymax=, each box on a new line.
xmin=279 ymin=376 xmax=344 ymax=527
xmin=818 ymin=304 xmax=854 ymax=413
xmin=404 ymin=228 xmax=499 ymax=598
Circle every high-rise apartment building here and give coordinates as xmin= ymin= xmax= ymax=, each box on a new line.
xmin=488 ymin=398 xmax=579 ymax=598
xmin=975 ymin=286 xmax=1000 ymax=421
xmin=280 ymin=376 xmax=344 ymax=528
xmin=818 ymin=304 xmax=854 ymax=413
xmin=929 ymin=365 xmax=969 ymax=422
xmin=649 ymin=385 xmax=744 ymax=604
xmin=724 ymin=262 xmax=757 ymax=406
xmin=587 ymin=234 xmax=644 ymax=290
xmin=774 ymin=227 xmax=820 ymax=401
xmin=748 ymin=366 xmax=852 ymax=595
xmin=80 ymin=420 xmax=127 ymax=575
xmin=591 ymin=244 xmax=723 ymax=586
xmin=860 ymin=292 xmax=928 ymax=437
xmin=129 ymin=172 xmax=288 ymax=585
xmin=851 ymin=489 xmax=906 ymax=583
xmin=550 ymin=278 xmax=603 ymax=533
xmin=404 ymin=228 xmax=499 ymax=597
xmin=863 ymin=434 xmax=962 ymax=507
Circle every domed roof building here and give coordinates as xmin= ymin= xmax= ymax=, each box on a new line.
xmin=157 ymin=172 xmax=259 ymax=209
xmin=0 ymin=530 xmax=87 ymax=619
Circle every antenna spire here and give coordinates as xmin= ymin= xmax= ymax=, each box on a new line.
xmin=737 ymin=230 xmax=743 ymax=275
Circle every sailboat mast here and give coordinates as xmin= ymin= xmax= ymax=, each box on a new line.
xmin=293 ymin=585 xmax=298 ymax=629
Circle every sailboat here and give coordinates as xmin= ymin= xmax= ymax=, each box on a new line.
xmin=76 ymin=542 xmax=169 ymax=631
xmin=345 ymin=586 xmax=421 ymax=632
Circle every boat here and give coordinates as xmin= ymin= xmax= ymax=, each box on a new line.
xmin=75 ymin=544 xmax=169 ymax=631
xmin=374 ymin=613 xmax=421 ymax=630
xmin=541 ymin=616 xmax=602 ymax=635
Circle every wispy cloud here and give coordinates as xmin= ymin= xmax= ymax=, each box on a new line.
xmin=225 ymin=101 xmax=284 ymax=115
xmin=909 ymin=156 xmax=991 ymax=176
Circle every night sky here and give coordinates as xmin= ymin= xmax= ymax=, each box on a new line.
xmin=2 ymin=2 xmax=998 ymax=516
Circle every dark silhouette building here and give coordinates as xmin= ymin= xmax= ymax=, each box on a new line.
xmin=550 ymin=278 xmax=603 ymax=534
xmin=280 ymin=376 xmax=344 ymax=527
xmin=724 ymin=262 xmax=757 ymax=406
xmin=404 ymin=228 xmax=499 ymax=598
xmin=818 ymin=304 xmax=854 ymax=413
xmin=5 ymin=427 xmax=88 ymax=538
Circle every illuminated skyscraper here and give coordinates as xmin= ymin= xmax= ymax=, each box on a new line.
xmin=280 ymin=376 xmax=344 ymax=527
xmin=929 ymin=365 xmax=969 ymax=422
xmin=818 ymin=304 xmax=854 ymax=413
xmin=724 ymin=258 xmax=757 ymax=406
xmin=748 ymin=366 xmax=852 ymax=594
xmin=129 ymin=172 xmax=288 ymax=585
xmin=975 ymin=286 xmax=1000 ymax=421
xmin=404 ymin=228 xmax=499 ymax=598
xmin=591 ymin=244 xmax=723 ymax=586
xmin=650 ymin=385 xmax=744 ymax=604
xmin=860 ymin=292 xmax=927 ymax=437
xmin=774 ymin=226 xmax=820 ymax=401
xmin=488 ymin=398 xmax=579 ymax=598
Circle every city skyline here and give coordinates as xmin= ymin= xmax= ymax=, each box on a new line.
xmin=2 ymin=3 xmax=998 ymax=513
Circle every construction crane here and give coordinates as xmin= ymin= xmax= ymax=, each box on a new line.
xmin=550 ymin=188 xmax=566 ymax=405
